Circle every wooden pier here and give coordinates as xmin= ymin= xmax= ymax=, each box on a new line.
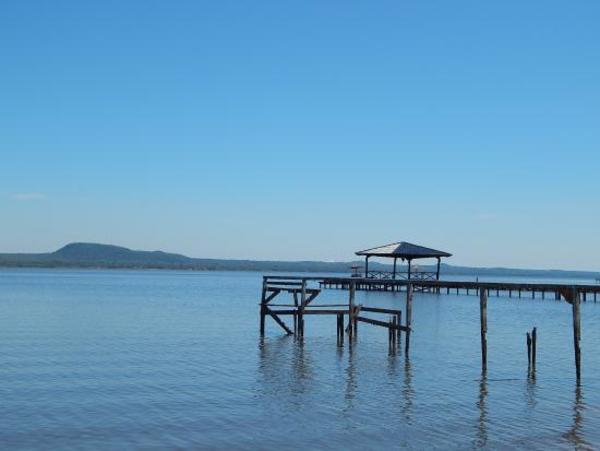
xmin=320 ymin=277 xmax=600 ymax=302
xmin=260 ymin=276 xmax=410 ymax=353
xmin=260 ymin=275 xmax=590 ymax=383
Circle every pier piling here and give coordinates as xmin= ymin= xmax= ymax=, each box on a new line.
xmin=527 ymin=332 xmax=532 ymax=369
xmin=480 ymin=289 xmax=488 ymax=372
xmin=405 ymin=284 xmax=413 ymax=355
xmin=571 ymin=287 xmax=581 ymax=383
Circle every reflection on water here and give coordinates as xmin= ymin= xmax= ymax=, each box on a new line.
xmin=2 ymin=269 xmax=600 ymax=449
xmin=476 ymin=372 xmax=488 ymax=448
xmin=343 ymin=345 xmax=357 ymax=410
xmin=562 ymin=385 xmax=592 ymax=450
xmin=402 ymin=357 xmax=414 ymax=424
xmin=525 ymin=373 xmax=538 ymax=411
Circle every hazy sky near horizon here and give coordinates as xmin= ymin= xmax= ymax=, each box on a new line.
xmin=1 ymin=1 xmax=599 ymax=270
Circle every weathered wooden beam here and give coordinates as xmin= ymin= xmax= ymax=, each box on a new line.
xmin=355 ymin=315 xmax=409 ymax=331
xmin=527 ymin=332 xmax=532 ymax=369
xmin=267 ymin=303 xmax=346 ymax=308
xmin=303 ymin=290 xmax=321 ymax=306
xmin=260 ymin=278 xmax=267 ymax=335
xmin=348 ymin=282 xmax=356 ymax=338
xmin=532 ymin=327 xmax=537 ymax=372
xmin=353 ymin=305 xmax=360 ymax=338
xmin=266 ymin=308 xmax=293 ymax=335
xmin=571 ymin=287 xmax=581 ymax=382
xmin=270 ymin=309 xmax=348 ymax=315
xmin=480 ymin=289 xmax=488 ymax=372
xmin=405 ymin=284 xmax=413 ymax=354
xmin=361 ymin=306 xmax=402 ymax=315
xmin=397 ymin=311 xmax=402 ymax=345
xmin=266 ymin=281 xmax=304 ymax=287
xmin=264 ymin=289 xmax=281 ymax=304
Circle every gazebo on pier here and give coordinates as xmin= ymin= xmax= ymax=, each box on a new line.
xmin=356 ymin=242 xmax=452 ymax=280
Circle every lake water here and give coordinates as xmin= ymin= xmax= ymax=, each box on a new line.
xmin=1 ymin=269 xmax=599 ymax=450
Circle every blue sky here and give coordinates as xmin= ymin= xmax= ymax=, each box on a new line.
xmin=1 ymin=1 xmax=599 ymax=270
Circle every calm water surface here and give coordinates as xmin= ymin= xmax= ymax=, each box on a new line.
xmin=1 ymin=269 xmax=599 ymax=450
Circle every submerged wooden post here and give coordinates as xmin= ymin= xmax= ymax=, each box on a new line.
xmin=405 ymin=284 xmax=413 ymax=354
xmin=571 ymin=287 xmax=581 ymax=382
xmin=396 ymin=311 xmax=402 ymax=345
xmin=480 ymin=288 xmax=488 ymax=372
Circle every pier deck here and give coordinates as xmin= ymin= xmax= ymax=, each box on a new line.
xmin=319 ymin=276 xmax=600 ymax=302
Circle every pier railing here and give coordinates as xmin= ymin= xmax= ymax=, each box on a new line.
xmin=366 ymin=270 xmax=437 ymax=281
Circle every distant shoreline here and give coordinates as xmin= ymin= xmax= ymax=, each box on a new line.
xmin=1 ymin=242 xmax=599 ymax=280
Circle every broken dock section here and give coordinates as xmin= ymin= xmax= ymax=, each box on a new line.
xmin=260 ymin=276 xmax=411 ymax=353
xmin=260 ymin=275 xmax=587 ymax=383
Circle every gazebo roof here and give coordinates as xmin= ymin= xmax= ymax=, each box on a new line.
xmin=356 ymin=241 xmax=452 ymax=259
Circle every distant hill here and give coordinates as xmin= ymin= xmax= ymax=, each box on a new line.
xmin=0 ymin=242 xmax=599 ymax=280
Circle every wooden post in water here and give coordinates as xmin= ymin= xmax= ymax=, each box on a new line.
xmin=405 ymin=284 xmax=413 ymax=355
xmin=526 ymin=332 xmax=532 ymax=369
xmin=480 ymin=288 xmax=488 ymax=372
xmin=532 ymin=327 xmax=537 ymax=372
xmin=396 ymin=311 xmax=402 ymax=346
xmin=392 ymin=316 xmax=397 ymax=352
xmin=348 ymin=281 xmax=356 ymax=339
xmin=571 ymin=287 xmax=581 ymax=382
xmin=299 ymin=279 xmax=306 ymax=337
xmin=260 ymin=277 xmax=267 ymax=335
xmin=388 ymin=318 xmax=393 ymax=354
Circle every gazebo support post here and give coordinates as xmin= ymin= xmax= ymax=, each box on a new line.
xmin=393 ymin=258 xmax=397 ymax=280
xmin=436 ymin=257 xmax=441 ymax=280
xmin=407 ymin=259 xmax=412 ymax=280
xmin=365 ymin=256 xmax=370 ymax=278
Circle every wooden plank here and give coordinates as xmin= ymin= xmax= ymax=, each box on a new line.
xmin=266 ymin=308 xmax=293 ymax=335
xmin=267 ymin=303 xmax=347 ymax=308
xmin=263 ymin=289 xmax=281 ymax=304
xmin=356 ymin=316 xmax=409 ymax=331
xmin=361 ymin=306 xmax=402 ymax=315
xmin=266 ymin=281 xmax=304 ymax=287
xmin=271 ymin=309 xmax=348 ymax=315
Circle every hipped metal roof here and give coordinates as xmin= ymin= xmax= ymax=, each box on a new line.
xmin=356 ymin=242 xmax=452 ymax=259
